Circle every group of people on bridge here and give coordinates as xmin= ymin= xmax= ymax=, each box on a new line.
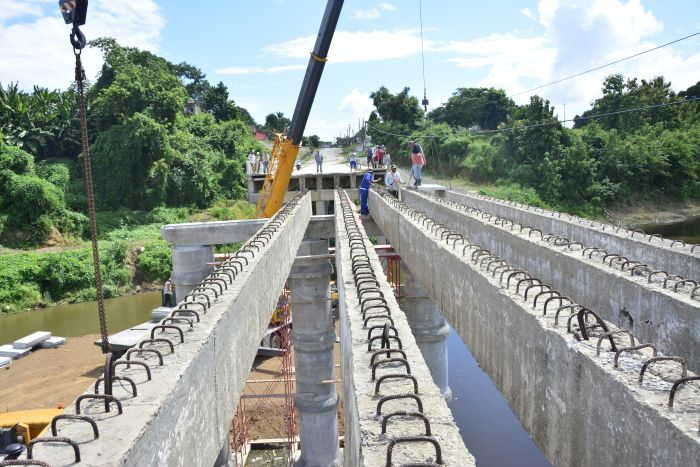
xmin=246 ymin=151 xmax=271 ymax=175
xmin=357 ymin=140 xmax=427 ymax=215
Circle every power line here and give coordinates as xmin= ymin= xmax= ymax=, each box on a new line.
xmin=472 ymin=96 xmax=700 ymax=135
xmin=365 ymin=96 xmax=700 ymax=140
xmin=366 ymin=123 xmax=439 ymax=140
xmin=513 ymin=31 xmax=700 ymax=97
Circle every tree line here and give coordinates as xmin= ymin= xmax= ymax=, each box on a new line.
xmin=0 ymin=38 xmax=265 ymax=247
xmin=366 ymin=75 xmax=700 ymax=215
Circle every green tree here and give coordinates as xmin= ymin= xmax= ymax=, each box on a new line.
xmin=89 ymin=38 xmax=188 ymax=129
xmin=264 ymin=112 xmax=291 ymax=133
xmin=430 ymin=88 xmax=514 ymax=130
xmin=202 ymin=82 xmax=238 ymax=121
xmin=370 ymin=87 xmax=423 ymax=128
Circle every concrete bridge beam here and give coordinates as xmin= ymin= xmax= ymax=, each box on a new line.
xmin=370 ymin=190 xmax=700 ymax=467
xmin=401 ymin=268 xmax=451 ymax=399
xmin=289 ymin=240 xmax=340 ymax=467
xmin=402 ymin=188 xmax=700 ymax=372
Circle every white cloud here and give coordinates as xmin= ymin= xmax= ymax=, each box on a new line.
xmin=264 ymin=29 xmax=422 ymax=63
xmin=436 ymin=0 xmax=696 ymax=122
xmin=0 ymin=1 xmax=42 ymax=21
xmin=339 ymin=89 xmax=375 ymax=119
xmin=353 ymin=8 xmax=381 ymax=20
xmin=0 ymin=0 xmax=165 ymax=90
xmin=216 ymin=64 xmax=306 ymax=75
xmin=353 ymin=2 xmax=397 ymax=20
xmin=520 ymin=8 xmax=536 ymax=21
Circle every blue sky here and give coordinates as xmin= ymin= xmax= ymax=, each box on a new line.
xmin=1 ymin=0 xmax=699 ymax=139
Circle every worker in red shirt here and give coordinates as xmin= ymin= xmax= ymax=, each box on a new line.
xmin=374 ymin=145 xmax=385 ymax=168
xmin=409 ymin=141 xmax=426 ymax=187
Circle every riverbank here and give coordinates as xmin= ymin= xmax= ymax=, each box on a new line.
xmin=0 ymin=199 xmax=256 ymax=315
xmin=0 ymin=334 xmax=103 ymax=412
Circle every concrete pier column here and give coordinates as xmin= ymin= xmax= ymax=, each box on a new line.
xmin=400 ymin=268 xmax=452 ymax=399
xmin=289 ymin=240 xmax=339 ymax=467
xmin=171 ymin=245 xmax=214 ymax=301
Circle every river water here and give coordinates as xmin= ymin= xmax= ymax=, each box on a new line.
xmin=640 ymin=216 xmax=700 ymax=244
xmin=0 ymin=292 xmax=160 ymax=344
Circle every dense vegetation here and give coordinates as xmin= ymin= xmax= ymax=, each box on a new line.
xmin=367 ymin=75 xmax=700 ymax=216
xmin=0 ymin=39 xmax=264 ymax=312
xmin=0 ymin=38 xmax=264 ymax=248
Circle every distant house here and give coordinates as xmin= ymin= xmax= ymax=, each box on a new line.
xmin=253 ymin=128 xmax=268 ymax=141
xmin=184 ymin=98 xmax=201 ymax=116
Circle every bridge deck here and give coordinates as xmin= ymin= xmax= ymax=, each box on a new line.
xmin=369 ymin=189 xmax=700 ymax=467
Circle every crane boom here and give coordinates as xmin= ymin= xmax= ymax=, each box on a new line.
xmin=256 ymin=0 xmax=344 ymax=217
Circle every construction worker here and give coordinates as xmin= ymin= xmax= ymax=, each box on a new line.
xmin=359 ymin=168 xmax=374 ymax=215
xmin=384 ymin=165 xmax=401 ymax=198
xmin=349 ymin=152 xmax=358 ymax=171
xmin=409 ymin=141 xmax=426 ymax=187
xmin=366 ymin=146 xmax=373 ymax=168
xmin=315 ymin=150 xmax=324 ymax=173
xmin=162 ymin=279 xmax=175 ymax=307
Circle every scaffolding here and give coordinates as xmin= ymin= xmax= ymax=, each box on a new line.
xmin=231 ymin=287 xmax=297 ymax=466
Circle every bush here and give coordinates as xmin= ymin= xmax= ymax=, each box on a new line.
xmin=36 ymin=161 xmax=71 ymax=192
xmin=138 ymin=240 xmax=172 ymax=282
xmin=479 ymin=183 xmax=550 ymax=209
xmin=0 ymin=144 xmax=34 ymax=174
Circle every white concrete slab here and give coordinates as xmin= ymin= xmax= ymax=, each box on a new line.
xmin=151 ymin=306 xmax=174 ymax=322
xmin=13 ymin=331 xmax=51 ymax=349
xmin=0 ymin=356 xmax=11 ymax=369
xmin=0 ymin=345 xmax=31 ymax=359
xmin=39 ymin=336 xmax=66 ymax=348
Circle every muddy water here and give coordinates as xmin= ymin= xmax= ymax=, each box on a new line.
xmin=0 ymin=292 xmax=160 ymax=345
xmin=640 ymin=216 xmax=700 ymax=244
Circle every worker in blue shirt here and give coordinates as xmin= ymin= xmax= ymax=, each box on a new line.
xmin=359 ymin=168 xmax=374 ymax=215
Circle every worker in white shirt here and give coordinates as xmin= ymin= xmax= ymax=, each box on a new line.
xmin=384 ymin=165 xmax=402 ymax=198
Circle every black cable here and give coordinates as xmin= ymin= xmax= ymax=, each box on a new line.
xmin=513 ymin=31 xmax=700 ymax=97
xmin=472 ymin=96 xmax=700 ymax=135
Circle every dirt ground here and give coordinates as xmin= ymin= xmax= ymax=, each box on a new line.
xmin=0 ymin=335 xmax=103 ymax=413
xmin=240 ymin=335 xmax=344 ymax=441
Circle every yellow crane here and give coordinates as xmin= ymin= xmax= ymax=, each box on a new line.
xmin=256 ymin=1 xmax=344 ymax=217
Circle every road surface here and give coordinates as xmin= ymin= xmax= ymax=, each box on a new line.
xmin=296 ymin=147 xmax=352 ymax=174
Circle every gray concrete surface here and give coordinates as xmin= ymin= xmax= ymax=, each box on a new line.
xmin=289 ymin=240 xmax=340 ymax=467
xmin=335 ymin=191 xmax=474 ymax=467
xmin=162 ymin=216 xmax=334 ymax=246
xmin=370 ymin=190 xmax=700 ymax=467
xmin=402 ymin=189 xmax=700 ymax=373
xmin=401 ymin=267 xmax=451 ymax=400
xmin=38 ymin=195 xmax=312 ymax=467
xmin=445 ymin=189 xmax=700 ymax=280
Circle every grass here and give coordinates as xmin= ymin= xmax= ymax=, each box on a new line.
xmin=0 ymin=199 xmax=258 ymax=313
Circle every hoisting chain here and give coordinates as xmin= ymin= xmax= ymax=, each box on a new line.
xmin=73 ymin=37 xmax=110 ymax=354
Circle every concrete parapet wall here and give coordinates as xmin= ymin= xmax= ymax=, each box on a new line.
xmin=402 ymin=189 xmax=700 ymax=373
xmin=41 ymin=196 xmax=312 ymax=467
xmin=444 ymin=190 xmax=700 ymax=280
xmin=334 ymin=191 xmax=474 ymax=467
xmin=370 ymin=190 xmax=700 ymax=467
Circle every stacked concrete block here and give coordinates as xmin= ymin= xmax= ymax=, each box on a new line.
xmin=12 ymin=331 xmax=51 ymax=349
